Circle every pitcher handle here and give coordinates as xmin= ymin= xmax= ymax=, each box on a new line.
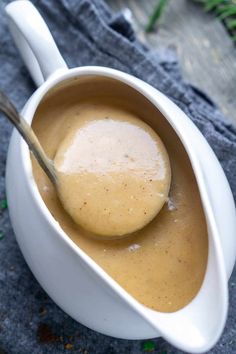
xmin=5 ymin=0 xmax=68 ymax=87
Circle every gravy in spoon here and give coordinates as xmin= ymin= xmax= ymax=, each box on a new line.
xmin=54 ymin=116 xmax=171 ymax=237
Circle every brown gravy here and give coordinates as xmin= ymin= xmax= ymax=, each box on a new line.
xmin=54 ymin=113 xmax=171 ymax=237
xmin=31 ymin=77 xmax=208 ymax=312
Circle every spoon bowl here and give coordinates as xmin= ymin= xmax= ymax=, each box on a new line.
xmin=0 ymin=90 xmax=171 ymax=239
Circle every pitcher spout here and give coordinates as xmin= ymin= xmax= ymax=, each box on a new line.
xmin=138 ymin=224 xmax=228 ymax=353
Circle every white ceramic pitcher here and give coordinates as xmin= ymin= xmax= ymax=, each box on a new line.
xmin=5 ymin=1 xmax=236 ymax=352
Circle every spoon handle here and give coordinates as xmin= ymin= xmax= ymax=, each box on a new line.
xmin=0 ymin=91 xmax=56 ymax=183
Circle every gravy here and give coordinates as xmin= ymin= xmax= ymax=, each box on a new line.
xmin=32 ymin=78 xmax=208 ymax=312
xmin=54 ymin=115 xmax=171 ymax=237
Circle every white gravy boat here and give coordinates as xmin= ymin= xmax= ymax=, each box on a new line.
xmin=5 ymin=1 xmax=236 ymax=352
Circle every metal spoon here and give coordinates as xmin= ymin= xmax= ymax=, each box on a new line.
xmin=0 ymin=91 xmax=56 ymax=183
xmin=0 ymin=90 xmax=170 ymax=239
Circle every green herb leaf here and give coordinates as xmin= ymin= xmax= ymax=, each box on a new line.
xmin=192 ymin=0 xmax=236 ymax=42
xmin=216 ymin=4 xmax=235 ymax=14
xmin=147 ymin=1 xmax=236 ymax=43
xmin=218 ymin=6 xmax=236 ymax=19
xmin=0 ymin=198 xmax=8 ymax=210
xmin=204 ymin=0 xmax=226 ymax=12
xmin=146 ymin=0 xmax=169 ymax=33
xmin=226 ymin=18 xmax=236 ymax=28
xmin=142 ymin=340 xmax=155 ymax=351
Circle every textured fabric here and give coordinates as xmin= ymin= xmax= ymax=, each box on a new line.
xmin=0 ymin=0 xmax=235 ymax=353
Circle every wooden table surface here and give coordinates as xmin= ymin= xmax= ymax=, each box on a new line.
xmin=106 ymin=0 xmax=236 ymax=124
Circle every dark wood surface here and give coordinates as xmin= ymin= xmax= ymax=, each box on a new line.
xmin=106 ymin=0 xmax=236 ymax=124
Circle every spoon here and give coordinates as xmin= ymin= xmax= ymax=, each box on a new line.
xmin=0 ymin=91 xmax=171 ymax=239
xmin=0 ymin=91 xmax=56 ymax=184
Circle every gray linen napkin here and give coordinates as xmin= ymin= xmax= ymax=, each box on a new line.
xmin=0 ymin=1 xmax=235 ymax=353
